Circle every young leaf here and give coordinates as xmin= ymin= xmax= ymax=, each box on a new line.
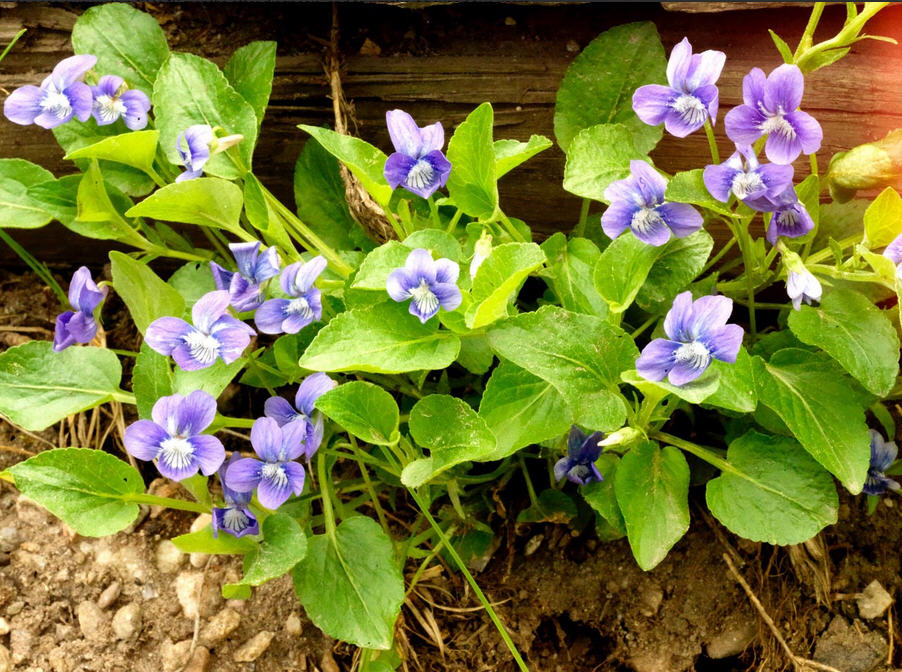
xmin=636 ymin=230 xmax=714 ymax=311
xmin=446 ymin=103 xmax=498 ymax=219
xmin=316 ymin=381 xmax=400 ymax=446
xmin=351 ymin=241 xmax=411 ymax=291
xmin=493 ymin=135 xmax=552 ymax=178
xmin=768 ymin=30 xmax=794 ymax=63
xmin=562 ymin=124 xmax=645 ymax=202
xmin=402 ymin=230 xmax=461 ymax=262
xmin=664 ymin=170 xmax=735 ymax=219
xmin=593 ymin=230 xmax=659 ymax=313
xmin=540 ymin=233 xmax=608 ymax=318
xmin=224 ymin=41 xmax=277 ymax=126
xmin=863 ymin=186 xmax=902 ymax=248
xmin=64 ymin=130 xmax=160 ymax=178
xmin=132 ymin=344 xmax=173 ymax=420
xmin=173 ymin=358 xmax=245 ymax=399
xmin=126 ymin=178 xmax=245 ymax=237
xmin=466 ymin=242 xmax=545 ymax=329
xmin=228 ymin=513 xmax=307 ymax=589
xmin=168 ymin=262 xmax=217 ymax=309
xmin=110 ymin=250 xmax=186 ymax=334
xmin=72 ymin=161 xmax=148 ymax=247
xmin=0 ymin=159 xmax=57 ymax=229
xmin=703 ymin=348 xmax=758 ymax=414
xmin=581 ymin=453 xmax=626 ymax=536
xmin=621 ymin=368 xmax=720 ymax=405
xmin=517 ymin=489 xmax=578 ymax=524
xmin=171 ymin=525 xmax=257 ymax=555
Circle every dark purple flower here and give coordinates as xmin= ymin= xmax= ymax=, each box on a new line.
xmin=264 ymin=372 xmax=336 ymax=460
xmin=702 ymin=145 xmax=794 ymax=204
xmin=601 ymin=160 xmax=703 ymax=247
xmin=386 ymin=248 xmax=462 ymax=323
xmin=786 ymin=269 xmax=822 ymax=310
xmin=175 ymin=124 xmax=215 ymax=182
xmin=636 ymin=291 xmax=743 ymax=387
xmin=747 ymin=187 xmax=814 ymax=245
xmin=553 ymin=426 xmax=605 ymax=485
xmin=212 ymin=454 xmax=260 ymax=538
xmin=124 ymin=390 xmax=225 ymax=481
xmin=254 ymin=256 xmax=327 ymax=335
xmin=383 ymin=109 xmax=452 ymax=199
xmin=145 ymin=290 xmax=256 ymax=371
xmin=210 ymin=242 xmax=281 ymax=313
xmin=863 ymin=429 xmax=900 ymax=496
xmin=4 ymin=55 xmax=96 ymax=129
xmin=632 ymin=37 xmax=725 ymax=138
xmin=90 ymin=74 xmax=150 ymax=130
xmin=53 ymin=266 xmax=107 ymax=352
xmin=724 ymin=64 xmax=823 ymax=165
xmin=225 ymin=417 xmax=306 ymax=510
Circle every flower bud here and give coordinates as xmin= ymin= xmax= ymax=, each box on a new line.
xmin=598 ymin=427 xmax=642 ymax=448
xmin=826 ymin=129 xmax=902 ymax=202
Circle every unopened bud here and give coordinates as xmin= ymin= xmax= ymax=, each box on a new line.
xmin=210 ymin=134 xmax=244 ymax=156
xmin=598 ymin=427 xmax=642 ymax=448
xmin=827 ymin=128 xmax=902 ymax=202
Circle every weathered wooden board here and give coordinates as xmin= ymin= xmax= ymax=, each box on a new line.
xmin=1 ymin=2 xmax=901 ymax=264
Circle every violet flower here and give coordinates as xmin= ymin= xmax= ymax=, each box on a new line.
xmin=786 ymin=268 xmax=822 ymax=311
xmin=254 ymin=256 xmax=327 ymax=335
xmin=53 ymin=266 xmax=107 ymax=352
xmin=225 ymin=417 xmax=307 ymax=510
xmin=212 ymin=454 xmax=260 ymax=538
xmin=724 ymin=64 xmax=823 ymax=165
xmin=4 ymin=55 xmax=96 ymax=129
xmin=750 ymin=187 xmax=815 ymax=245
xmin=601 ymin=160 xmax=703 ymax=247
xmin=883 ymin=233 xmax=902 ymax=269
xmin=632 ymin=37 xmax=726 ymax=138
xmin=264 ymin=372 xmax=336 ymax=460
xmin=863 ymin=429 xmax=900 ymax=496
xmin=210 ymin=241 xmax=281 ymax=313
xmin=145 ymin=290 xmax=255 ymax=371
xmin=636 ymin=291 xmax=743 ymax=386
xmin=90 ymin=75 xmax=150 ymax=130
xmin=386 ymin=248 xmax=462 ymax=323
xmin=175 ymin=124 xmax=215 ymax=182
xmin=383 ymin=110 xmax=452 ymax=199
xmin=554 ymin=426 xmax=605 ymax=486
xmin=124 ymin=390 xmax=225 ymax=481
xmin=703 ymin=145 xmax=794 ymax=204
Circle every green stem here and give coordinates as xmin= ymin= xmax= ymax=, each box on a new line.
xmin=112 ymin=391 xmax=136 ymax=405
xmin=404 ymin=524 xmax=455 ymax=597
xmin=629 ymin=314 xmax=658 ymax=339
xmin=793 ymin=2 xmax=826 ymax=60
xmin=0 ymin=28 xmax=26 ymax=65
xmin=349 ymin=437 xmax=391 ymax=534
xmin=574 ymin=198 xmax=591 ymax=237
xmin=242 ymin=354 xmax=276 ymax=397
xmin=497 ymin=211 xmax=525 ymax=243
xmin=703 ymin=120 xmax=720 ymax=164
xmin=428 ymin=196 xmax=442 ymax=229
xmin=445 ymin=208 xmax=463 ymax=234
xmin=653 ymin=432 xmax=731 ymax=473
xmin=518 ymin=454 xmax=540 ymax=510
xmin=701 ymin=237 xmax=737 ymax=274
xmin=124 ymin=492 xmax=210 ymax=514
xmin=0 ymin=228 xmax=68 ymax=305
xmin=108 ymin=348 xmax=139 ymax=358
xmin=317 ymin=452 xmax=338 ymax=539
xmin=199 ymin=227 xmax=232 ymax=262
xmin=806 ymin=234 xmax=859 ymax=264
xmin=795 ymin=2 xmax=889 ymax=72
xmin=217 ymin=415 xmax=255 ymax=429
xmin=148 ymin=244 xmax=213 ymax=264
xmin=730 ymin=220 xmax=758 ymax=339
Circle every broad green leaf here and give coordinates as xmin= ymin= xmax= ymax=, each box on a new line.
xmin=293 ymin=517 xmax=404 ymax=650
xmin=224 ymin=41 xmax=277 ymax=126
xmin=478 ymin=360 xmax=572 ymax=459
xmin=704 ymin=348 xmax=758 ymax=414
xmin=171 ymin=525 xmax=257 ymax=555
xmin=562 ymin=124 xmax=646 ymax=202
xmin=0 ymin=342 xmax=122 ymax=431
xmin=316 ymin=381 xmax=400 ymax=446
xmin=298 ymin=302 xmax=460 ymax=374
xmin=621 ymin=368 xmax=720 ymax=405
xmin=664 ymin=170 xmax=734 ymax=219
xmin=110 ymin=250 xmax=186 ymax=334
xmin=154 ymin=53 xmax=258 ymax=179
xmin=403 ymin=229 xmax=461 ymax=262
xmin=173 ymin=358 xmax=245 ymax=399
xmin=456 ymin=333 xmax=495 ymax=375
xmin=755 ymin=349 xmax=871 ymax=493
xmin=132 ymin=344 xmax=173 ymax=420
xmin=593 ymin=231 xmax=659 ymax=313
xmin=403 ymin=395 xmax=497 ymax=487
xmin=299 ymin=125 xmax=392 ymax=204
xmin=487 ymin=306 xmax=638 ymax=431
xmin=859 ymin=245 xmax=897 ymax=282
xmin=229 ymin=513 xmax=307 ymax=589
xmin=788 ymin=288 xmax=899 ymax=396
xmin=516 ymin=489 xmax=577 ymax=524
xmin=0 ymin=159 xmax=56 ymax=228
xmin=581 ymin=453 xmax=626 ymax=536
xmin=494 ymin=135 xmax=552 ymax=178
xmin=72 ymin=161 xmax=148 ymax=246
xmin=26 ymin=175 xmax=79 ymax=227
xmin=466 ymin=242 xmax=545 ymax=328
xmin=636 ymin=230 xmax=714 ymax=311
xmin=351 ymin=241 xmax=411 ymax=291
xmin=64 ymin=130 xmax=159 ymax=177
xmin=540 ymin=233 xmax=608 ymax=318
xmin=126 ymin=178 xmax=245 ymax=236
xmin=706 ymin=431 xmax=838 ymax=545
xmin=446 ymin=103 xmax=498 ymax=218
xmin=614 ymin=441 xmax=689 ymax=570
xmin=168 ymin=262 xmax=217 ymax=309
xmin=863 ymin=187 xmax=902 ymax=248
xmin=554 ymin=22 xmax=665 ymax=154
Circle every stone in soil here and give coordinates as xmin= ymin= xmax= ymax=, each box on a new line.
xmin=76 ymin=599 xmax=107 ymax=642
xmin=813 ymin=615 xmax=887 ymax=672
xmin=199 ymin=607 xmax=241 ymax=646
xmin=112 ymin=602 xmax=143 ymax=641
xmin=233 ymin=631 xmax=275 ymax=662
xmin=857 ymin=579 xmax=894 ymax=619
xmin=156 ymin=539 xmax=185 ymax=574
xmin=705 ymin=610 xmax=758 ymax=659
xmin=97 ymin=580 xmax=122 ymax=609
xmin=0 ymin=644 xmax=10 ymax=672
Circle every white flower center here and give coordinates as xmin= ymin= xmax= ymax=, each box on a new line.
xmin=731 ymin=171 xmax=765 ymax=200
xmin=222 ymin=508 xmax=251 ymax=532
xmin=631 ymin=207 xmax=665 ymax=235
xmin=286 ymin=296 xmax=313 ymax=318
xmin=40 ymin=88 xmax=72 ymax=119
xmin=94 ymin=94 xmax=126 ymax=123
xmin=759 ymin=112 xmax=796 ymax=139
xmin=261 ymin=462 xmax=288 ymax=487
xmin=159 ymin=437 xmax=194 ymax=470
xmin=674 ymin=341 xmax=711 ymax=371
xmin=671 ymin=94 xmax=708 ymax=126
xmin=410 ymin=279 xmax=439 ymax=315
xmin=407 ymin=159 xmax=435 ymax=190
xmin=184 ymin=330 xmax=220 ymax=365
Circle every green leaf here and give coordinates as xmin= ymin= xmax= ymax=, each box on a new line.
xmin=554 ymin=22 xmax=666 ymax=154
xmin=478 ymin=360 xmax=572 ymax=460
xmin=292 ymin=517 xmax=404 ymax=650
xmin=224 ymin=41 xmax=277 ymax=126
xmin=26 ymin=175 xmax=79 ymax=227
xmin=110 ymin=250 xmax=186 ymax=334
xmin=403 ymin=229 xmax=461 ymax=262
xmin=636 ymin=230 xmax=714 ymax=311
xmin=581 ymin=453 xmax=626 ymax=536
xmin=71 ymin=161 xmax=148 ymax=246
xmin=168 ymin=262 xmax=217 ymax=309
xmin=243 ymin=172 xmax=294 ymax=252
xmin=788 ymin=288 xmax=899 ymax=396
xmin=446 ymin=103 xmax=498 ymax=218
xmin=403 ymin=395 xmax=497 ymax=487
xmin=614 ymin=441 xmax=689 ymax=570
xmin=540 ymin=233 xmax=608 ymax=318
xmin=298 ymin=302 xmax=461 ymax=374
xmin=704 ymin=348 xmax=758 ymax=414
xmin=488 ymin=306 xmax=637 ymax=431
xmin=351 ymin=241 xmax=411 ymax=291
xmin=516 ymin=489 xmax=578 ymax=524
xmin=126 ymin=178 xmax=245 ymax=236
xmin=562 ymin=124 xmax=646 ymax=202
xmin=755 ymin=349 xmax=871 ymax=493
xmin=706 ymin=431 xmax=838 ymax=545
xmin=769 ymin=30 xmax=795 ymax=62
xmin=664 ymin=169 xmax=735 ymax=219
xmin=493 ymin=135 xmax=552 ymax=179
xmin=863 ymin=187 xmax=902 ymax=248
xmin=0 ymin=342 xmax=122 ymax=431
xmin=154 ymin=53 xmax=258 ymax=179
xmin=231 ymin=513 xmax=307 ymax=588
xmin=466 ymin=242 xmax=545 ymax=328
xmin=64 ymin=130 xmax=160 ymax=178
xmin=621 ymin=368 xmax=720 ymax=405
xmin=6 ymin=448 xmax=143 ymax=536
xmin=0 ymin=159 xmax=56 ymax=229
xmin=593 ymin=231 xmax=659 ymax=313
xmin=173 ymin=358 xmax=245 ymax=399
xmin=132 ymin=344 xmax=173 ymax=420
xmin=316 ymin=381 xmax=400 ymax=446
xmin=171 ymin=525 xmax=257 ymax=555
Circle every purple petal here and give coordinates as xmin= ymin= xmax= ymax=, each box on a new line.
xmin=171 ymin=342 xmax=213 ymax=372
xmin=124 ymin=420 xmax=167 ymax=462
xmin=663 ymin=291 xmax=694 ymax=341
xmin=254 ymin=299 xmax=289 ymax=334
xmin=629 ymin=160 xmax=667 ymax=205
xmin=265 ymin=396 xmax=300 ymax=427
xmin=224 ymin=457 xmax=263 ymax=493
xmin=188 ymin=435 xmax=226 ymax=476
xmin=120 ymin=89 xmax=150 ymax=130
xmin=305 ymin=416 xmax=324 ymax=459
xmin=703 ymin=324 xmax=744 ymax=364
xmin=631 ymin=213 xmax=671 ymax=247
xmin=228 ymin=275 xmax=263 ymax=313
xmin=433 ymin=258 xmax=460 ymax=285
xmin=384 ymin=152 xmax=418 ymax=190
xmin=405 ymin=248 xmax=437 ymax=283
xmin=553 ymin=457 xmax=570 ymax=482
xmin=295 ymin=372 xmax=336 ymax=416
xmin=636 ymin=339 xmax=681 ymax=382
xmin=254 ymin=246 xmax=281 ymax=282
xmin=176 ymin=389 xmax=218 ymax=435
xmin=211 ymin=321 xmax=253 ymax=364
xmin=666 ymin=38 xmax=693 ymax=89
xmin=693 ymin=83 xmax=719 ymax=126
xmin=632 ymin=84 xmax=676 ymax=128
xmin=3 ymin=85 xmax=43 ymax=125
xmin=281 ymin=312 xmax=314 ymax=335
xmin=192 ymin=290 xmax=231 ymax=333
xmin=663 ymin=98 xmax=709 ymax=137
xmin=176 ymin=167 xmax=204 ymax=183
xmin=49 ymin=55 xmax=96 ymax=89
xmin=151 ymin=394 xmax=183 ymax=434
xmin=65 ymin=311 xmax=97 ymax=344
xmin=409 ymin=294 xmax=439 ymax=323
xmin=230 ymin=241 xmax=261 ymax=279
xmin=182 ymin=125 xmax=214 ymax=171
xmin=668 ymin=359 xmax=708 ymax=387
xmin=251 ymin=417 xmax=284 ymax=462
xmin=685 ymin=49 xmax=726 ymax=91
xmin=884 ymin=234 xmax=902 ymax=265
xmin=279 ymin=420 xmax=307 ymax=461
xmin=703 ymin=163 xmax=740 ymax=203
xmin=764 ymin=128 xmax=803 ymax=165
xmin=212 ymin=506 xmax=259 ymax=538
xmin=785 ymin=110 xmax=823 ymax=156
xmin=256 ymin=467 xmax=293 ymax=510
xmin=34 ymin=109 xmax=72 ymax=130
xmin=687 ymin=294 xmax=734 ymax=336
xmin=53 ymin=312 xmax=77 ymax=352
xmin=386 ymin=267 xmax=416 ymax=302
xmin=92 ymin=75 xmax=123 ymax=99
xmin=601 ymin=201 xmax=635 ymax=240
xmin=763 ymin=64 xmax=804 ymax=114
xmin=419 ymin=122 xmax=445 ymax=153
xmin=65 ymin=82 xmax=94 ymax=123
xmin=658 ymin=203 xmax=703 ymax=238
xmin=741 ymin=67 xmax=767 ymax=107
xmin=433 ymin=282 xmax=463 ymax=312
xmin=69 ymin=266 xmax=105 ymax=314
xmin=403 ymin=149 xmax=451 ymax=198
xmin=145 ymin=317 xmax=192 ymax=356
xmin=724 ymin=104 xmax=766 ymax=147
xmin=288 ymin=256 xmax=327 ymax=294
xmin=386 ymin=109 xmax=424 ymax=158
xmin=758 ymin=163 xmax=795 ymax=198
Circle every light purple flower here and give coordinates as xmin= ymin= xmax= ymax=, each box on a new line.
xmin=254 ymin=256 xmax=327 ymax=335
xmin=703 ymin=145 xmax=794 ymax=204
xmin=90 ymin=75 xmax=151 ymax=130
xmin=124 ymin=390 xmax=225 ymax=481
xmin=145 ymin=290 xmax=256 ymax=371
xmin=883 ymin=233 xmax=902 ymax=267
xmin=601 ymin=160 xmax=703 ymax=247
xmin=632 ymin=37 xmax=726 ymax=138
xmin=4 ymin=54 xmax=96 ymax=129
xmin=212 ymin=454 xmax=260 ymax=538
xmin=53 ymin=266 xmax=107 ymax=352
xmin=863 ymin=429 xmax=900 ymax=496
xmin=786 ymin=269 xmax=822 ymax=310
xmin=383 ymin=109 xmax=452 ymax=199
xmin=386 ymin=248 xmax=462 ymax=323
xmin=210 ymin=242 xmax=281 ymax=313
xmin=636 ymin=291 xmax=744 ymax=387
xmin=264 ymin=373 xmax=336 ymax=460
xmin=553 ymin=426 xmax=605 ymax=486
xmin=724 ymin=64 xmax=823 ymax=165
xmin=175 ymin=124 xmax=215 ymax=182
xmin=748 ymin=187 xmax=814 ymax=245
xmin=225 ymin=417 xmax=306 ymax=510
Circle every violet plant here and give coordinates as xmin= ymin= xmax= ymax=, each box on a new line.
xmin=1 ymin=3 xmax=901 ymax=670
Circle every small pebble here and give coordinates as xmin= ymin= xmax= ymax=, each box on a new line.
xmin=97 ymin=581 xmax=122 ymax=609
xmin=199 ymin=607 xmax=240 ymax=646
xmin=858 ymin=580 xmax=894 ymax=619
xmin=156 ymin=540 xmax=185 ymax=574
xmin=175 ymin=572 xmax=204 ymax=619
xmin=161 ymin=639 xmax=192 ymax=672
xmin=284 ymin=612 xmax=302 ymax=636
xmin=76 ymin=600 xmax=107 ymax=642
xmin=111 ymin=603 xmax=142 ymax=641
xmin=5 ymin=601 xmax=23 ymax=616
xmin=0 ymin=617 xmax=8 ymax=635
xmin=233 ymin=631 xmax=274 ymax=662
xmin=183 ymin=646 xmax=211 ymax=672
xmin=0 ymin=526 xmax=19 ymax=553
xmin=0 ymin=644 xmax=10 ymax=672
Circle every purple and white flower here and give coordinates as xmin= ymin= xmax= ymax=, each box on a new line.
xmin=863 ymin=429 xmax=900 ymax=496
xmin=386 ymin=248 xmax=462 ymax=323
xmin=124 ymin=390 xmax=225 ymax=481
xmin=145 ymin=290 xmax=255 ymax=371
xmin=554 ymin=426 xmax=605 ymax=486
xmin=632 ymin=37 xmax=726 ymax=138
xmin=383 ymin=109 xmax=452 ymax=199
xmin=636 ymin=291 xmax=744 ymax=386
xmin=786 ymin=268 xmax=822 ymax=310
xmin=724 ymin=64 xmax=823 ymax=165
xmin=883 ymin=233 xmax=902 ymax=269
xmin=601 ymin=160 xmax=703 ymax=247
xmin=254 ymin=256 xmax=327 ymax=335
xmin=4 ymin=54 xmax=96 ymax=129
xmin=90 ymin=75 xmax=150 ymax=130
xmin=225 ymin=417 xmax=307 ymax=510
xmin=751 ymin=187 xmax=815 ymax=245
xmin=703 ymin=145 xmax=794 ymax=204
xmin=175 ymin=124 xmax=215 ymax=182
xmin=53 ymin=266 xmax=107 ymax=352
xmin=210 ymin=241 xmax=281 ymax=313
xmin=212 ymin=454 xmax=260 ymax=539
xmin=264 ymin=372 xmax=336 ymax=460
